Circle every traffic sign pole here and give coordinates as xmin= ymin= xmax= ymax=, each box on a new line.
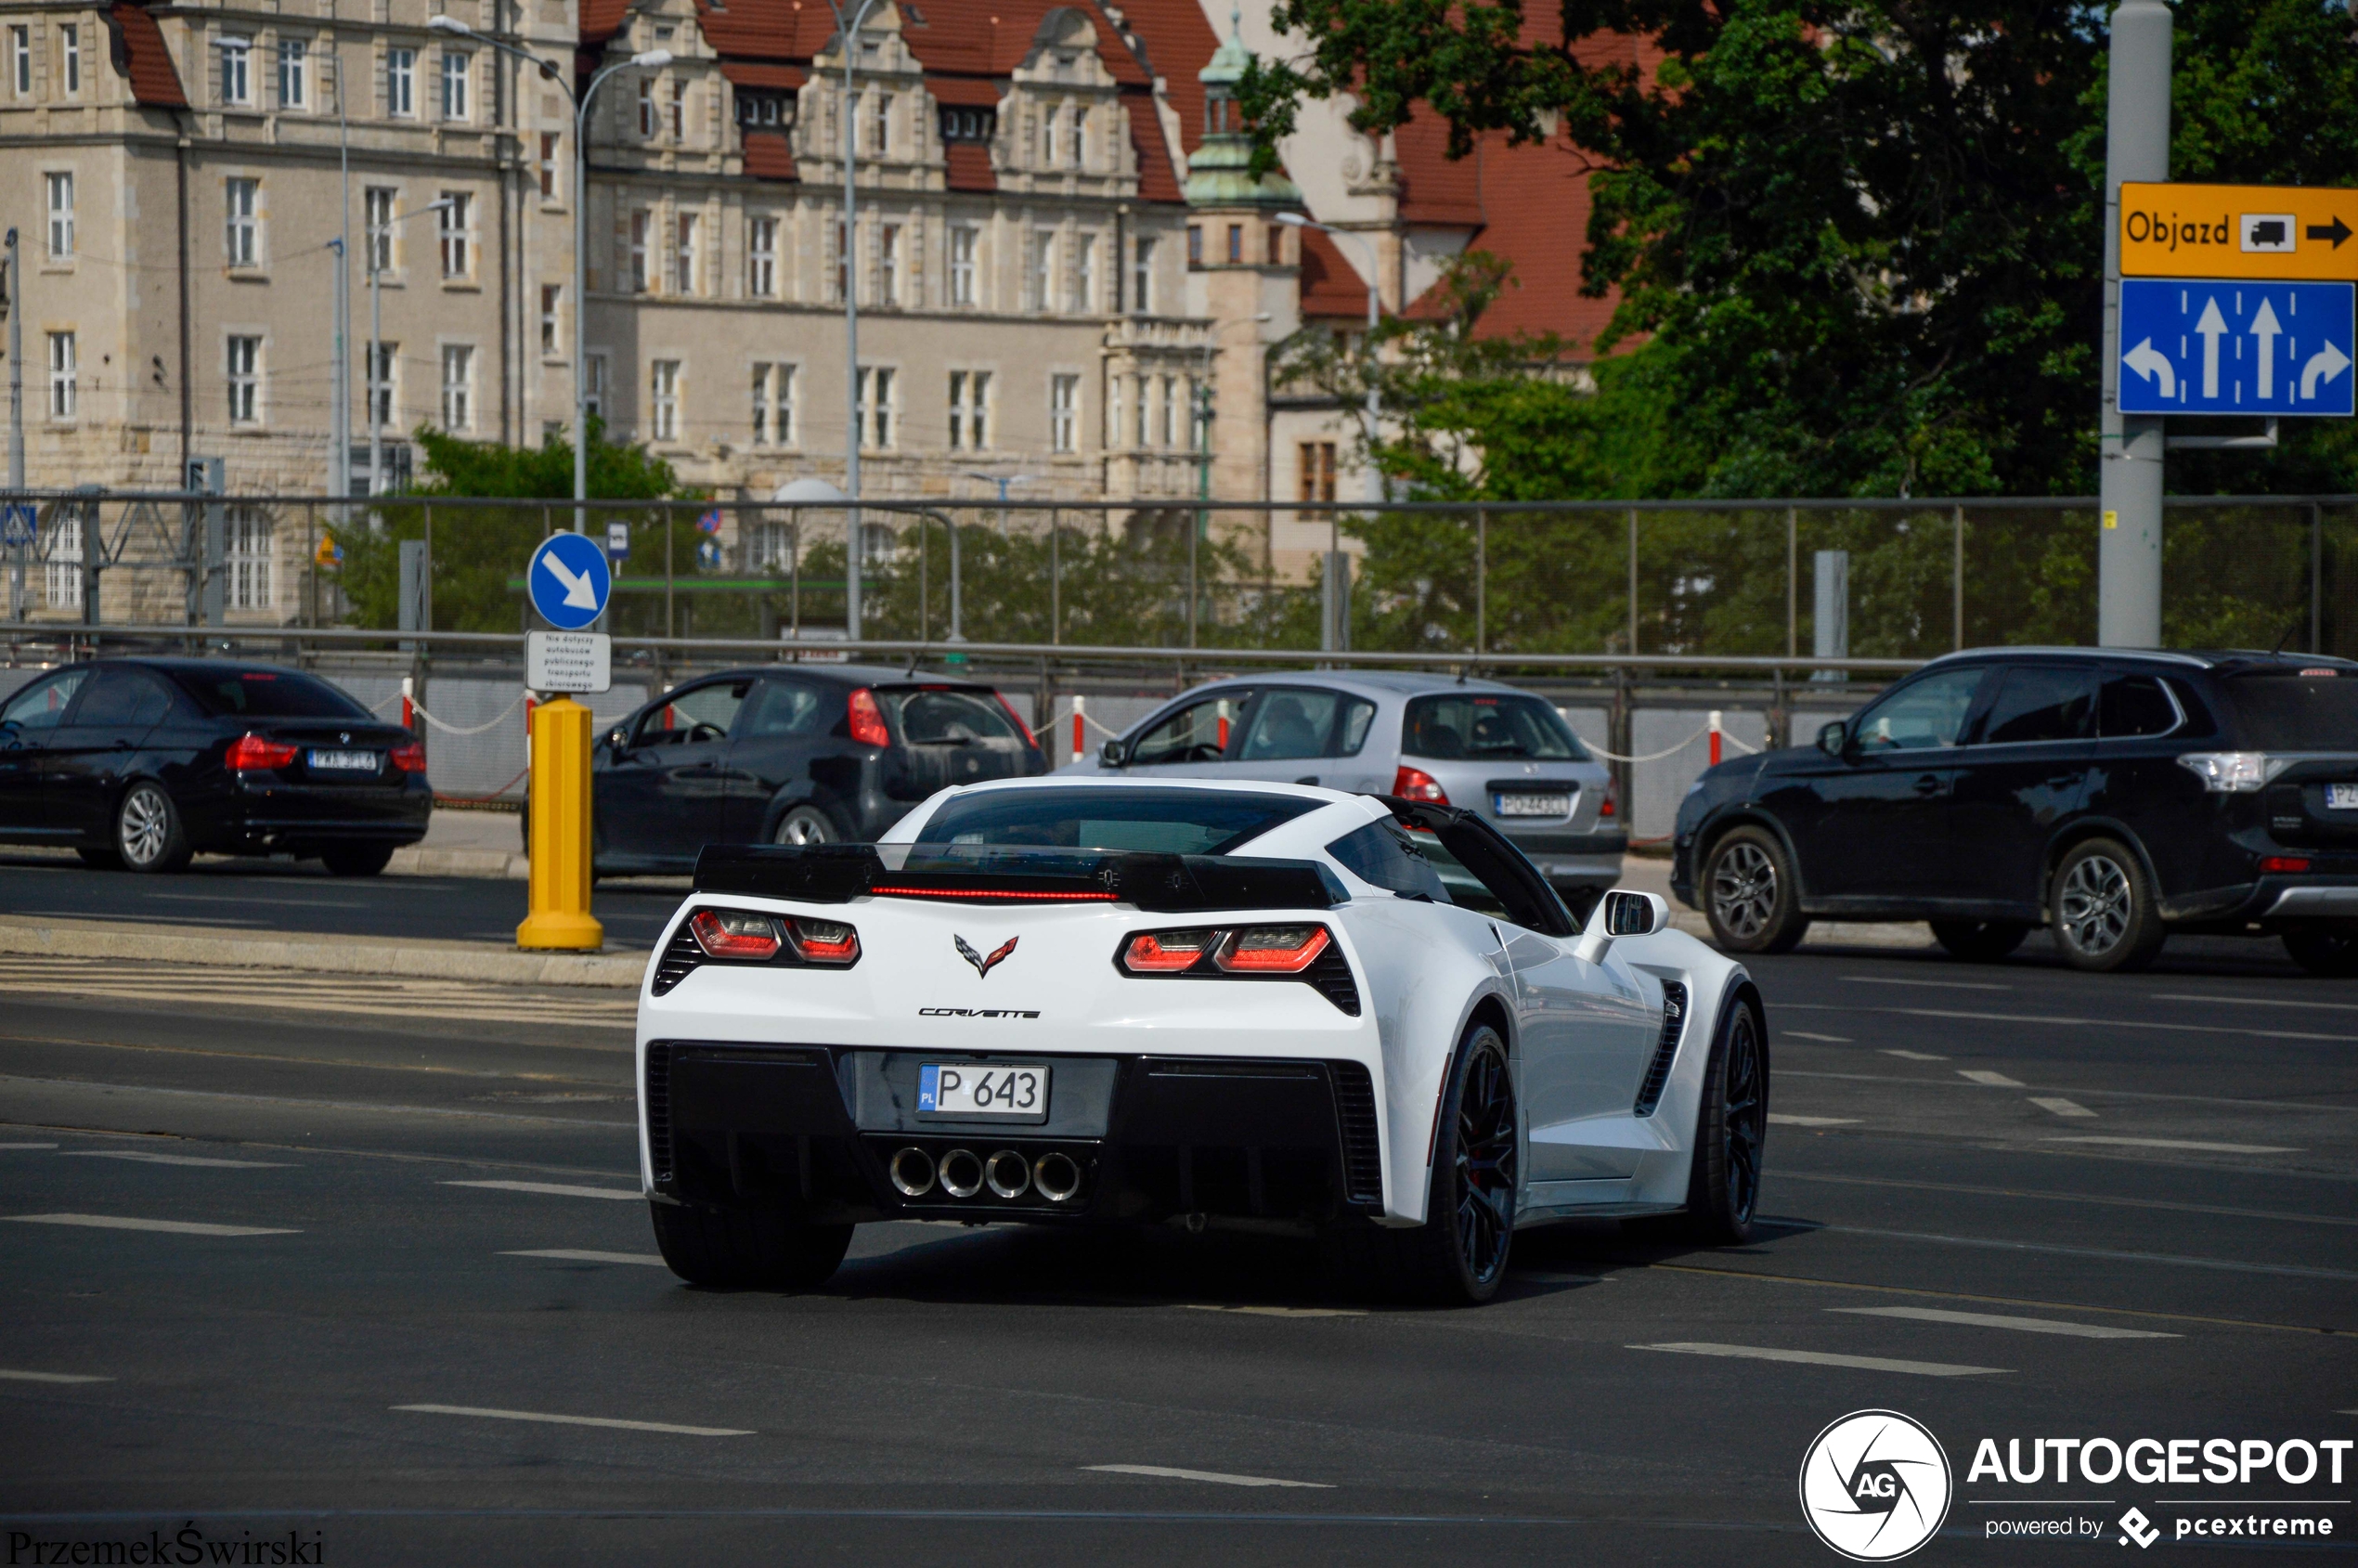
xmin=2098 ymin=0 xmax=2170 ymax=649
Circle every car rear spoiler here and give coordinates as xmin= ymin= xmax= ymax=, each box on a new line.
xmin=693 ymin=843 xmax=1344 ymax=913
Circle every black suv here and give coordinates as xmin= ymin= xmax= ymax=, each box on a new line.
xmin=1672 ymin=648 xmax=2358 ymax=974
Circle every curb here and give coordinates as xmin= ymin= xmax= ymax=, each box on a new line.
xmin=388 ymin=847 xmax=530 ymax=880
xmin=0 ymin=915 xmax=648 ymax=990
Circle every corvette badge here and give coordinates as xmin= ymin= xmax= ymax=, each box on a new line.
xmin=955 ymin=934 xmax=1017 ymax=978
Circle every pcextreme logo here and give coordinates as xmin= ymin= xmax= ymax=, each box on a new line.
xmin=1800 ymin=1409 xmax=1954 ymax=1562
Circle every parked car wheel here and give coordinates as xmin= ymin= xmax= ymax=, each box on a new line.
xmin=771 ymin=804 xmax=845 ymax=846
xmin=1702 ymin=827 xmax=1809 ymax=954
xmin=2050 ymin=838 xmax=2166 ymax=973
xmin=321 ymin=844 xmax=395 ymax=877
xmin=115 ymin=781 xmax=191 ymax=875
xmin=1931 ymin=919 xmax=2030 ymax=963
xmin=2281 ymin=924 xmax=2358 ymax=978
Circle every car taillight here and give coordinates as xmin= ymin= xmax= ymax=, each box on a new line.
xmin=389 ymin=741 xmax=427 ymax=773
xmin=227 ymin=733 xmax=300 ymax=771
xmin=1599 ymin=776 xmax=1617 ymax=819
xmin=1121 ymin=929 xmax=1213 ymax=973
xmin=1215 ymin=925 xmax=1331 ymax=974
xmin=1393 ymin=765 xmax=1448 ymax=803
xmin=688 ymin=909 xmax=784 ymax=960
xmin=848 ymin=687 xmax=891 ymax=747
xmin=786 ymin=916 xmax=861 ymax=964
xmin=2261 ymin=856 xmax=2312 ymax=874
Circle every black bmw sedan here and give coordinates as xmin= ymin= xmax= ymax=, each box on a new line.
xmin=0 ymin=658 xmax=429 ymax=875
xmin=590 ymin=664 xmax=1048 ymax=875
xmin=1673 ymin=647 xmax=2358 ymax=974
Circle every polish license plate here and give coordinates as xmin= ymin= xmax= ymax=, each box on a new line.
xmin=1494 ymin=792 xmax=1572 ymax=818
xmin=306 ymin=749 xmax=379 ymax=771
xmin=2326 ymin=784 xmax=2358 ymax=810
xmin=918 ymin=1062 xmax=1049 ymax=1121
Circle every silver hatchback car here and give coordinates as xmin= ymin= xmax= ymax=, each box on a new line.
xmin=1069 ymin=671 xmax=1625 ymax=904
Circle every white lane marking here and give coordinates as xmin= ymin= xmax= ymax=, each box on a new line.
xmin=442 ymin=1181 xmax=641 ymax=1201
xmin=2046 ymin=1135 xmax=2299 ymax=1155
xmin=5 ymin=1212 xmax=298 ymax=1236
xmin=1784 ymin=1031 xmax=1852 ymax=1043
xmin=501 ymin=1249 xmax=668 ymax=1266
xmin=1780 ymin=1066 xmax=2349 ymax=1116
xmin=1882 ymin=1049 xmax=1947 ymax=1061
xmin=1824 ymin=1225 xmax=2356 ymax=1282
xmin=0 ymin=1142 xmax=59 ymax=1149
xmin=1084 ymin=1464 xmax=1332 ymax=1489
xmin=1960 ymin=1069 xmax=2025 ymax=1087
xmin=1830 ymin=1306 xmax=2175 ymax=1339
xmin=1181 ymin=1304 xmax=1365 ymax=1318
xmin=2028 ymin=1096 xmax=2097 ymax=1119
xmin=1773 ymin=1168 xmax=2357 ymax=1227
xmin=1769 ymin=1114 xmax=1861 ymax=1127
xmin=393 ymin=1404 xmax=750 ymax=1437
xmin=2151 ymin=992 xmax=2358 ymax=1013
xmin=1843 ymin=976 xmax=2012 ymax=991
xmin=145 ymin=893 xmax=369 ymax=909
xmin=61 ymin=1150 xmax=293 ymax=1168
xmin=1632 ymin=1342 xmax=2007 ymax=1378
xmin=1874 ymin=1005 xmax=2350 ymax=1044
xmin=0 ymin=1368 xmax=113 ymax=1383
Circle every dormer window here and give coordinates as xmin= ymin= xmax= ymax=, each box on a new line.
xmin=736 ymin=91 xmax=793 ymax=129
xmin=939 ymin=107 xmax=994 ymax=144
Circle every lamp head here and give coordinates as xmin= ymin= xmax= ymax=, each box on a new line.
xmin=426 ymin=14 xmax=472 ymax=33
xmin=1273 ymin=212 xmax=1310 ymax=227
xmin=631 ymin=48 xmax=674 ymax=68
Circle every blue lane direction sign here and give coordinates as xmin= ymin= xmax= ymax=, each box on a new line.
xmin=0 ymin=504 xmax=37 ymax=548
xmin=527 ymin=532 xmax=613 ymax=630
xmin=2118 ymin=279 xmax=2354 ymax=416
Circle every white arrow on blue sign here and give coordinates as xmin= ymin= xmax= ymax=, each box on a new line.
xmin=2119 ymin=279 xmax=2353 ymax=417
xmin=0 ymin=504 xmax=37 ymax=549
xmin=526 ymin=531 xmax=613 ymax=630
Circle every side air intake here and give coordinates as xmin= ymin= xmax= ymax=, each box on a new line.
xmin=643 ymin=1043 xmax=674 ymax=1182
xmin=1328 ymin=1061 xmax=1383 ymax=1203
xmin=1632 ymin=981 xmax=1688 ymax=1117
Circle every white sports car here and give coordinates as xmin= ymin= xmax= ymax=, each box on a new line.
xmin=634 ymin=777 xmax=1768 ymax=1304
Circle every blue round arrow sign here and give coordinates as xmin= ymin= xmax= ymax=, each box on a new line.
xmin=527 ymin=532 xmax=613 ymax=630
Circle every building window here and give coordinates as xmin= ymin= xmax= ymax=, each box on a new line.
xmin=540 ymin=284 xmax=561 ymax=355
xmin=387 ymin=48 xmax=414 ymax=117
xmin=46 ymin=331 xmax=75 ymax=420
xmin=437 ymin=191 xmax=470 ymax=278
xmin=1226 ymin=223 xmax=1242 ymax=264
xmin=1075 ymin=234 xmax=1096 ymax=314
xmin=857 ymin=366 xmax=894 ymax=448
xmin=227 ymin=335 xmax=261 ymax=424
xmin=1131 ymin=237 xmax=1153 ymax=314
xmin=440 ymin=343 xmax=473 ymax=431
xmin=364 ymin=187 xmax=395 ymax=272
xmin=628 ymin=210 xmax=650 ymax=292
xmin=948 ymin=369 xmax=990 ymax=451
xmin=1030 ymin=229 xmax=1054 ymax=312
xmin=1188 ymin=376 xmax=1206 ymax=449
xmin=752 ymin=520 xmax=794 ymax=570
xmin=949 ymin=226 xmax=978 ymax=307
xmin=278 ymin=39 xmax=306 ymax=109
xmin=584 ymin=353 xmax=607 ymax=421
xmin=673 ymin=212 xmax=697 ymax=295
xmin=538 ymin=133 xmax=558 ymax=198
xmin=738 ymin=90 xmax=790 ymax=128
xmin=225 ymin=177 xmax=259 ymax=267
xmin=440 ymin=50 xmax=469 ymax=121
xmin=226 ymin=508 xmax=272 ymax=610
xmin=1069 ymin=102 xmax=1086 ymax=166
xmin=47 ymin=512 xmax=81 ymax=609
xmin=1160 ymin=375 xmax=1179 ymax=448
xmin=638 ymin=79 xmax=654 ymax=138
xmin=1131 ymin=373 xmax=1147 ymax=447
xmin=669 ymin=79 xmax=686 ymax=141
xmin=367 ymin=342 xmax=395 ymax=428
xmin=878 ymin=224 xmax=900 ymax=305
xmin=834 ymin=219 xmax=848 ymax=303
xmin=45 ymin=173 xmax=72 ymax=260
xmin=869 ymin=90 xmax=890 ymax=155
xmin=1187 ymin=226 xmax=1201 ymax=267
xmin=649 ymin=358 xmax=680 ymax=442
xmin=938 ymin=106 xmax=993 ymax=143
xmin=59 ymin=23 xmax=78 ymax=95
xmin=751 ymin=362 xmax=793 ymax=447
xmin=1299 ymin=441 xmax=1339 ymax=506
xmin=9 ymin=27 xmax=29 ymax=97
xmin=1039 ymin=105 xmax=1056 ymax=166
xmin=1050 ymin=373 xmax=1078 ymax=454
xmin=747 ymin=216 xmax=777 ymax=298
xmin=220 ymin=36 xmax=252 ymax=105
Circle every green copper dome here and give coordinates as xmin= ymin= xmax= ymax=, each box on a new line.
xmin=1184 ymin=7 xmax=1302 ymax=211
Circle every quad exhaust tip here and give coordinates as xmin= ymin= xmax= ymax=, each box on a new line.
xmin=1033 ymin=1151 xmax=1082 ymax=1203
xmin=985 ymin=1149 xmax=1030 ymax=1199
xmin=937 ymin=1147 xmax=986 ymax=1199
xmin=888 ymin=1147 xmax=936 ymax=1198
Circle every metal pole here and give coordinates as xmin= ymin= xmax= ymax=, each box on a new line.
xmin=836 ymin=0 xmax=881 ymax=640
xmin=1952 ymin=502 xmax=1965 ymax=650
xmin=1474 ymin=506 xmax=1485 ymax=657
xmin=1186 ymin=506 xmax=1198 ymax=649
xmin=1626 ymin=506 xmax=1639 ymax=654
xmin=332 ymin=58 xmax=351 ymax=509
xmin=369 ymin=219 xmax=383 ymax=497
xmin=949 ymin=512 xmax=963 ymax=642
xmin=2097 ymin=0 xmax=2170 ymax=648
xmin=1785 ymin=505 xmax=1797 ymax=658
xmin=6 ymin=227 xmax=22 ymax=621
xmin=2313 ymin=502 xmax=2325 ymax=654
xmin=1049 ymin=506 xmax=1060 ymax=645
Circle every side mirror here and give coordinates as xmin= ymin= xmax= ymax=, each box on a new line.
xmin=1099 ymin=738 xmax=1128 ymax=769
xmin=606 ymin=727 xmax=629 ymax=755
xmin=1817 ymin=720 xmax=1848 ymax=758
xmin=1574 ymin=888 xmax=1669 ymax=964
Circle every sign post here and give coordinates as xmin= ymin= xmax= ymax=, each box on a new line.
xmin=516 ymin=534 xmax=613 ymax=952
xmin=2097 ymin=0 xmax=2171 ymax=650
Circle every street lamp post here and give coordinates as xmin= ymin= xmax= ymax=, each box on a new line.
xmin=367 ymin=199 xmax=454 ymax=498
xmin=1273 ymin=213 xmax=1381 ymax=504
xmin=830 ymin=0 xmax=884 ymax=641
xmin=430 ymin=17 xmax=668 ymax=534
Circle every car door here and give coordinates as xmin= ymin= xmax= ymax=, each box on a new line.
xmin=1777 ymin=665 xmax=1991 ymax=901
xmin=1221 ymin=686 xmax=1379 ymax=788
xmin=1115 ymin=689 xmax=1257 ymax=778
xmin=719 ymin=676 xmax=837 ymax=843
xmin=595 ymin=678 xmax=750 ymax=867
xmin=0 ymin=667 xmax=95 ymax=839
xmin=1947 ymin=663 xmax=2097 ymax=915
xmin=45 ymin=667 xmax=176 ymax=841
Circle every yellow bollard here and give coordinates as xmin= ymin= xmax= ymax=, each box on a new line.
xmin=516 ymin=694 xmax=604 ymax=950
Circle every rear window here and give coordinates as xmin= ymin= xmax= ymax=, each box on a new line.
xmin=880 ymin=687 xmax=1024 ymax=745
xmin=1404 ymin=693 xmax=1585 ymax=761
xmin=913 ymin=787 xmax=1316 ymax=857
xmin=2221 ymin=671 xmax=2358 ymax=750
xmin=170 ymin=667 xmax=370 ymax=719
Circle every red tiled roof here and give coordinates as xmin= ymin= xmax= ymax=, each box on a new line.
xmin=742 ymin=129 xmax=798 ymax=181
xmin=926 ymin=74 xmax=1003 ymax=106
xmin=718 ymin=60 xmax=805 ymax=90
xmin=1391 ymin=114 xmax=1486 ymax=228
xmin=1299 ymin=227 xmax=1371 ymax=320
xmin=1394 ymin=128 xmax=1616 ymax=355
xmin=108 ymin=3 xmax=185 ymax=108
xmin=1124 ymin=94 xmax=1180 ymax=203
xmin=944 ymin=140 xmax=994 ymax=192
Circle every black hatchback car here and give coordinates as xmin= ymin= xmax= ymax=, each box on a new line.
xmin=590 ymin=664 xmax=1047 ymax=875
xmin=1673 ymin=647 xmax=2358 ymax=974
xmin=0 ymin=658 xmax=429 ymax=875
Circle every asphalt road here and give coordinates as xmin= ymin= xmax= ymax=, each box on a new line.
xmin=0 ymin=939 xmax=2352 ymax=1566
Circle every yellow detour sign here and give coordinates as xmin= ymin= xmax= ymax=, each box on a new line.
xmin=2121 ymin=183 xmax=2358 ymax=281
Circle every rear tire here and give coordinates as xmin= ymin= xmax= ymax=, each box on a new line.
xmin=1679 ymin=995 xmax=1768 ymax=1246
xmin=650 ymin=1202 xmax=851 ymax=1289
xmin=1931 ymin=919 xmax=2029 ymax=963
xmin=2282 ymin=924 xmax=2358 ymax=978
xmin=2050 ymin=838 xmax=2166 ymax=973
xmin=771 ymin=803 xmax=845 ymax=846
xmin=75 ymin=846 xmax=123 ymax=870
xmin=1702 ymin=827 xmax=1809 ymax=954
xmin=115 ymin=781 xmax=191 ymax=875
xmin=320 ymin=844 xmax=395 ymax=877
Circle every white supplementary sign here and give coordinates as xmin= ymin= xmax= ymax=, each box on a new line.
xmin=526 ymin=630 xmax=612 ymax=694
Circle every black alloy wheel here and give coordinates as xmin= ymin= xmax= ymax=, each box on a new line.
xmin=649 ymin=1201 xmax=852 ymax=1290
xmin=2283 ymin=924 xmax=2358 ymax=978
xmin=1447 ymin=1030 xmax=1519 ymax=1292
xmin=1703 ymin=826 xmax=1810 ymax=954
xmin=1931 ymin=919 xmax=2030 ymax=963
xmin=2050 ymin=838 xmax=2167 ymax=973
xmin=772 ymin=804 xmax=841 ymax=846
xmin=1682 ymin=997 xmax=1768 ymax=1245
